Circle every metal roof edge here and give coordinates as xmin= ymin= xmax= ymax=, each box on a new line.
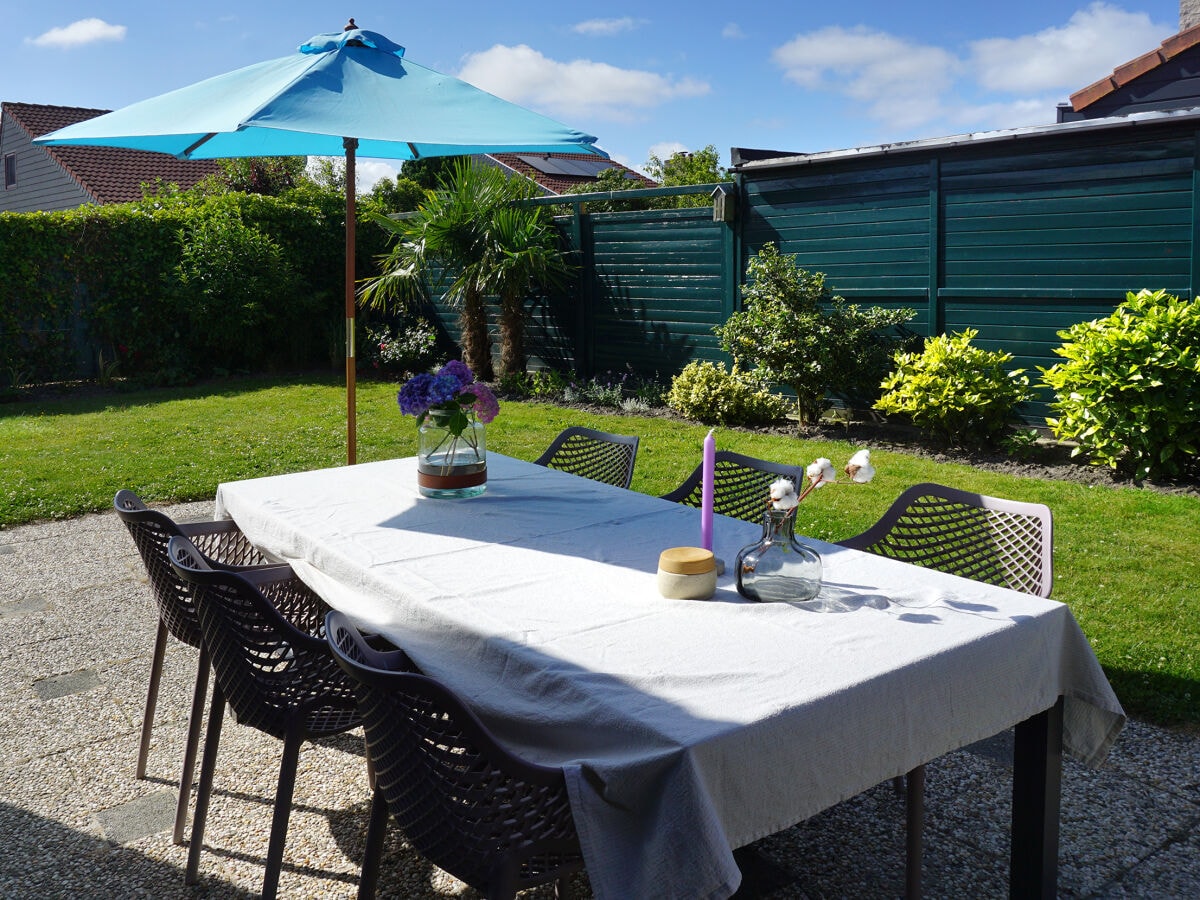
xmin=733 ymin=107 xmax=1200 ymax=172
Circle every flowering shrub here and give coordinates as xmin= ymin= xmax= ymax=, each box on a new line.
xmin=363 ymin=320 xmax=437 ymax=377
xmin=397 ymin=360 xmax=499 ymax=436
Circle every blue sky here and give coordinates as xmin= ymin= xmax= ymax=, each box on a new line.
xmin=2 ymin=1 xmax=1184 ymax=186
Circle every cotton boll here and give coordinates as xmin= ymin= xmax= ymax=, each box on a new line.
xmin=806 ymin=458 xmax=836 ymax=488
xmin=769 ymin=478 xmax=799 ymax=509
xmin=845 ymin=449 xmax=876 ymax=483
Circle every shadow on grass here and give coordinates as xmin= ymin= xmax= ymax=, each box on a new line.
xmin=1104 ymin=666 xmax=1200 ymax=730
xmin=0 ymin=372 xmax=342 ymax=420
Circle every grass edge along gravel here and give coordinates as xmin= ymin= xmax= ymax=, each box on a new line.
xmin=2 ymin=373 xmax=1196 ymax=729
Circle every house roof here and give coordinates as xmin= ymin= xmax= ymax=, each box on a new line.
xmin=484 ymin=152 xmax=655 ymax=195
xmin=732 ymin=106 xmax=1200 ymax=172
xmin=1069 ymin=22 xmax=1200 ymax=111
xmin=3 ymin=101 xmax=219 ymax=204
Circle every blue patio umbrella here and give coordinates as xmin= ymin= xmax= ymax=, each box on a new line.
xmin=36 ymin=20 xmax=605 ymax=464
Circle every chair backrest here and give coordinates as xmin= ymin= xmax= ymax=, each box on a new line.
xmin=168 ymin=536 xmax=353 ymax=739
xmin=661 ymin=450 xmax=806 ymax=523
xmin=837 ymin=482 xmax=1054 ymax=597
xmin=114 ymin=489 xmax=262 ymax=647
xmin=325 ymin=611 xmax=582 ymax=896
xmin=533 ymin=426 xmax=640 ymax=489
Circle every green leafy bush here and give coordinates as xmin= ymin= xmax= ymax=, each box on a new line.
xmin=875 ymin=328 xmax=1032 ymax=446
xmin=173 ymin=209 xmax=300 ymax=372
xmin=1040 ymin=288 xmax=1200 ymax=479
xmin=715 ymin=243 xmax=915 ymax=425
xmin=666 ymin=360 xmax=789 ymax=426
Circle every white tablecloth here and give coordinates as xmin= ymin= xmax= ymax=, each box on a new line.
xmin=215 ymin=455 xmax=1125 ymax=900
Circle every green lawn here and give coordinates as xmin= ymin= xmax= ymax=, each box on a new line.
xmin=3 ymin=373 xmax=1197 ymax=729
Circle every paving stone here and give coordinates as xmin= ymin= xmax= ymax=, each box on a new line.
xmin=1 ymin=504 xmax=1197 ymax=899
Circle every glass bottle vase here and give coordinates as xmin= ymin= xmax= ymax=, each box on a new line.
xmin=735 ymin=508 xmax=822 ymax=602
xmin=417 ymin=410 xmax=487 ymax=499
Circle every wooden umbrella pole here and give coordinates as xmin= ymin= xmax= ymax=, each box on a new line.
xmin=344 ymin=137 xmax=359 ymax=465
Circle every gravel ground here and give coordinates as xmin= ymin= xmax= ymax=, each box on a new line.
xmin=1 ymin=502 xmax=1198 ymax=899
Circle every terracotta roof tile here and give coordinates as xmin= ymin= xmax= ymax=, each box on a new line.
xmin=1071 ymin=22 xmax=1200 ymax=111
xmin=3 ymin=102 xmax=219 ymax=204
xmin=485 ymin=152 xmax=655 ymax=195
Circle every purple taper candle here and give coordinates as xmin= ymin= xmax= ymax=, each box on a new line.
xmin=701 ymin=429 xmax=715 ymax=551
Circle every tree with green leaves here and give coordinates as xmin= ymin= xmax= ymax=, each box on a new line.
xmin=359 ymin=159 xmax=572 ymax=379
xmin=400 ymin=157 xmax=463 ymax=191
xmin=560 ymin=166 xmax=651 ymax=212
xmin=210 ymin=157 xmax=308 ymax=196
xmin=365 ymin=176 xmax=427 ymax=214
xmin=644 ymin=145 xmax=731 ymax=208
xmin=716 ymin=243 xmax=915 ymax=426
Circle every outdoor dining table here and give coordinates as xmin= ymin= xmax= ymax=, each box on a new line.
xmin=214 ymin=453 xmax=1125 ymax=900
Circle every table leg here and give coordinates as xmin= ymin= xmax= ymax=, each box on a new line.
xmin=1010 ymin=696 xmax=1064 ymax=899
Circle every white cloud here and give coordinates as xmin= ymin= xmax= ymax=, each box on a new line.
xmin=970 ymin=2 xmax=1168 ymax=93
xmin=357 ymin=160 xmax=403 ymax=191
xmin=457 ymin=44 xmax=710 ymax=122
xmin=773 ymin=26 xmax=959 ymax=130
xmin=648 ymin=141 xmax=688 ymax=163
xmin=722 ymin=23 xmax=746 ymax=40
xmin=772 ymin=5 xmax=1173 ymax=137
xmin=573 ymin=17 xmax=644 ymax=37
xmin=27 ymin=18 xmax=126 ymax=49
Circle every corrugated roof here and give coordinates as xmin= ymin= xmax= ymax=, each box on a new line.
xmin=1070 ymin=22 xmax=1200 ymax=111
xmin=3 ymin=102 xmax=219 ymax=204
xmin=732 ymin=106 xmax=1200 ymax=172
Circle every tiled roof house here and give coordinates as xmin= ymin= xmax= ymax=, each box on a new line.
xmin=1 ymin=101 xmax=219 ymax=213
xmin=1060 ymin=12 xmax=1200 ymax=121
xmin=478 ymin=152 xmax=655 ymax=195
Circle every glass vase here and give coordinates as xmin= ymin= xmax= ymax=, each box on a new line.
xmin=735 ymin=508 xmax=822 ymax=602
xmin=417 ymin=410 xmax=487 ymax=499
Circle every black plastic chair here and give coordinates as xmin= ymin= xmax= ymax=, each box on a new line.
xmin=661 ymin=450 xmax=806 ymax=523
xmin=114 ymin=489 xmax=272 ymax=844
xmin=168 ymin=536 xmax=360 ymax=900
xmin=534 ymin=426 xmax=640 ymax=489
xmin=325 ymin=611 xmax=586 ymax=900
xmin=838 ymin=482 xmax=1054 ymax=899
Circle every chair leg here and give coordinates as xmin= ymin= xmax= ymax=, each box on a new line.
xmin=364 ymin=737 xmax=375 ymax=791
xmin=358 ymin=787 xmax=390 ymax=900
xmin=261 ymin=730 xmax=303 ymax=900
xmin=173 ymin=646 xmax=210 ymax=845
xmin=186 ymin=684 xmax=225 ymax=885
xmin=136 ymin=620 xmax=169 ymax=779
xmin=905 ymin=764 xmax=926 ymax=900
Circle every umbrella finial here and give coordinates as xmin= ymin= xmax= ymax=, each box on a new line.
xmin=344 ymin=18 xmax=357 ymax=31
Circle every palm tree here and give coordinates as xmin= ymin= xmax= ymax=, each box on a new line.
xmin=359 ymin=159 xmax=571 ymax=380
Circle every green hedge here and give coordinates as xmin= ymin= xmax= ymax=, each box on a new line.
xmin=0 ymin=189 xmax=392 ymax=388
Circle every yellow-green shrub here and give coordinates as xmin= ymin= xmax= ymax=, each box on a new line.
xmin=666 ymin=360 xmax=789 ymax=426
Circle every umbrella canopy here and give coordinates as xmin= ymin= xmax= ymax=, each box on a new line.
xmin=35 ymin=21 xmax=605 ymax=463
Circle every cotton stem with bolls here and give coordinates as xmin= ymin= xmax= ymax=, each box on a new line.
xmin=767 ymin=450 xmax=877 ymax=520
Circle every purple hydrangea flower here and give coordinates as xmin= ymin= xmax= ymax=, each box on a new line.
xmin=397 ymin=373 xmax=459 ymax=417
xmin=438 ymin=359 xmax=474 ymax=390
xmin=469 ymin=383 xmax=500 ymax=423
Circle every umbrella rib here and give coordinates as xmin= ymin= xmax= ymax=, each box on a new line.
xmin=183 ymin=133 xmax=219 ymax=159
